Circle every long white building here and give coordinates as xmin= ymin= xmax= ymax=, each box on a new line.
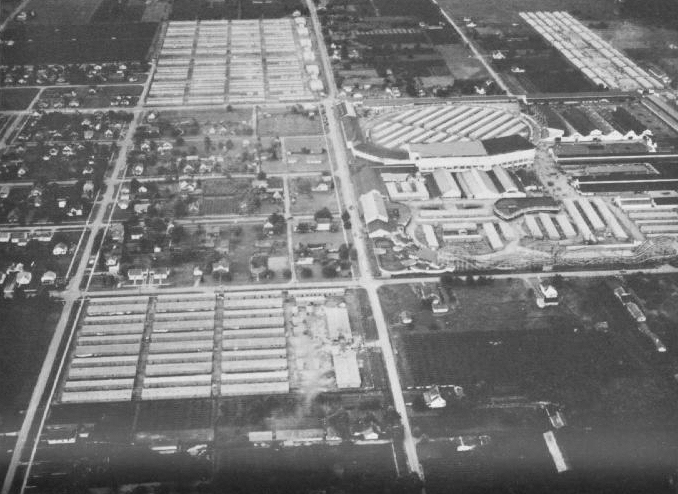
xmin=407 ymin=136 xmax=536 ymax=172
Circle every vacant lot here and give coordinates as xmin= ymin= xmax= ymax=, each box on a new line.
xmin=0 ymin=88 xmax=39 ymax=111
xmin=289 ymin=177 xmax=339 ymax=215
xmin=258 ymin=112 xmax=322 ymax=137
xmin=374 ymin=0 xmax=445 ymax=23
xmin=380 ymin=279 xmax=543 ymax=335
xmin=171 ymin=0 xmax=304 ymax=20
xmin=437 ymin=45 xmax=488 ymax=80
xmin=0 ymin=23 xmax=157 ymax=64
xmin=384 ymin=278 xmax=678 ymax=428
xmin=214 ymin=443 xmax=397 ymax=494
xmin=437 ymin=0 xmax=618 ymax=23
xmin=624 ymin=273 xmax=678 ymax=358
xmin=24 ymin=0 xmax=105 ymax=23
xmin=0 ymin=296 xmax=62 ymax=430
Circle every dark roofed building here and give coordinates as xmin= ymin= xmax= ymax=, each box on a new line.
xmin=494 ymin=196 xmax=560 ymax=220
xmin=367 ymin=219 xmax=393 ymax=239
xmin=481 ymin=135 xmax=535 ymax=155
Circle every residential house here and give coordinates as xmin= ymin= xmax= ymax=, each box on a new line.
xmin=312 ymin=182 xmax=330 ymax=192
xmin=127 ymin=268 xmax=146 ymax=283
xmin=41 ymin=270 xmax=57 ymax=285
xmin=151 ymin=267 xmax=170 ymax=283
xmin=316 ymin=217 xmax=332 ymax=232
xmin=52 ymin=242 xmax=68 ymax=256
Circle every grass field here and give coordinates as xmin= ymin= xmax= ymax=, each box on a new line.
xmin=437 ymin=0 xmax=619 ymax=23
xmin=289 ymin=177 xmax=339 ymax=215
xmin=0 ymin=23 xmax=157 ymax=64
xmin=384 ymin=278 xmax=678 ymax=427
xmin=0 ymin=88 xmax=38 ymax=111
xmin=0 ymin=296 xmax=61 ymax=431
xmin=170 ymin=0 xmax=304 ymax=20
xmin=374 ymin=0 xmax=444 ymax=24
xmin=437 ymin=45 xmax=489 ymax=80
xmin=258 ymin=112 xmax=322 ymax=137
xmin=214 ymin=443 xmax=397 ymax=493
xmin=24 ymin=0 xmax=105 ymax=24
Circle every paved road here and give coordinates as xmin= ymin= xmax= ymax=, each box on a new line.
xmin=0 ymin=0 xmax=32 ymax=33
xmin=306 ymin=0 xmax=424 ymax=478
xmin=430 ymin=0 xmax=512 ymax=96
xmin=1 ymin=69 xmax=156 ymax=494
xmin=282 ymin=175 xmax=298 ymax=282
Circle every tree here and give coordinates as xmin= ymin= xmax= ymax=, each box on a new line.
xmin=257 ymin=170 xmax=267 ymax=180
xmin=338 ymin=243 xmax=350 ymax=260
xmin=322 ymin=264 xmax=338 ymax=278
xmin=170 ymin=224 xmax=185 ymax=243
xmin=282 ymin=268 xmax=292 ymax=279
xmin=300 ymin=267 xmax=313 ymax=278
xmin=314 ymin=207 xmax=333 ymax=221
xmin=341 ymin=209 xmax=350 ymax=222
xmin=267 ymin=212 xmax=286 ymax=235
xmin=173 ymin=199 xmax=188 ymax=217
xmin=204 ymin=136 xmax=212 ymax=153
xmin=225 ymin=139 xmax=234 ymax=151
xmin=440 ymin=272 xmax=456 ymax=288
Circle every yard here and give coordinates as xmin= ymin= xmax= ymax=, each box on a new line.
xmin=258 ymin=110 xmax=323 ymax=137
xmin=0 ymin=87 xmax=39 ymax=110
xmin=289 ymin=176 xmax=339 ymax=215
xmin=37 ymin=85 xmax=143 ymax=110
xmin=0 ymin=229 xmax=85 ymax=282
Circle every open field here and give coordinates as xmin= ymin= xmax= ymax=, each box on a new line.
xmin=0 ymin=88 xmax=39 ymax=111
xmin=0 ymin=296 xmax=62 ymax=430
xmin=289 ymin=176 xmax=339 ymax=215
xmin=374 ymin=0 xmax=446 ymax=23
xmin=23 ymin=0 xmax=105 ymax=24
xmin=258 ymin=111 xmax=323 ymax=137
xmin=0 ymin=23 xmax=158 ymax=64
xmin=214 ymin=443 xmax=397 ymax=493
xmin=437 ymin=0 xmax=618 ymax=23
xmin=90 ymin=0 xmax=148 ymax=22
xmin=624 ymin=273 xmax=678 ymax=359
xmin=387 ymin=277 xmax=678 ymax=493
xmin=383 ymin=278 xmax=678 ymax=426
xmin=170 ymin=0 xmax=306 ymax=20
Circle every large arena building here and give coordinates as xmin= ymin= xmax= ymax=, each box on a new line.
xmin=348 ymin=103 xmax=537 ymax=170
xmin=406 ymin=135 xmax=536 ymax=172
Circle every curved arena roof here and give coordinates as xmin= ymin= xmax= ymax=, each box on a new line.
xmin=365 ymin=104 xmax=531 ymax=151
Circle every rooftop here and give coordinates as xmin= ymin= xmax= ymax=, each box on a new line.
xmin=554 ymin=141 xmax=649 ymax=157
xmin=481 ymin=135 xmax=535 ymax=155
xmin=409 ymin=141 xmax=487 ymax=158
xmin=354 ymin=142 xmax=410 ymax=161
xmin=494 ymin=196 xmax=560 ymax=220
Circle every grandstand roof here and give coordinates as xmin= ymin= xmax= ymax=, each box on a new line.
xmin=409 ymin=141 xmax=487 ymax=158
xmin=481 ymin=135 xmax=535 ymax=155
